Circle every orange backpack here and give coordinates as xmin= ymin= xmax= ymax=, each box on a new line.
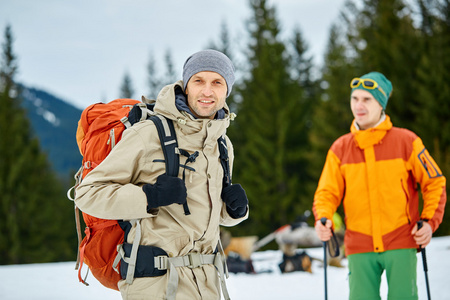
xmin=68 ymin=98 xmax=180 ymax=290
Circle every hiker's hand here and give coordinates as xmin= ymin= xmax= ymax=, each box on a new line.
xmin=315 ymin=219 xmax=332 ymax=242
xmin=222 ymin=184 xmax=248 ymax=219
xmin=143 ymin=174 xmax=187 ymax=212
xmin=411 ymin=221 xmax=432 ymax=248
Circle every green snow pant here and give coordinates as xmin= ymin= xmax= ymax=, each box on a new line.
xmin=347 ymin=249 xmax=418 ymax=300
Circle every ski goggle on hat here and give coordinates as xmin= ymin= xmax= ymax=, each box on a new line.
xmin=350 ymin=78 xmax=387 ymax=98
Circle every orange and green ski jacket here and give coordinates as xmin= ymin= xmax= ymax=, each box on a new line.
xmin=313 ymin=115 xmax=446 ymax=255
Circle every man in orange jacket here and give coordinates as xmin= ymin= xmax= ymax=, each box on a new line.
xmin=313 ymin=71 xmax=446 ymax=299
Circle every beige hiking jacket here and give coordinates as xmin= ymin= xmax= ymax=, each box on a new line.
xmin=75 ymin=81 xmax=248 ymax=299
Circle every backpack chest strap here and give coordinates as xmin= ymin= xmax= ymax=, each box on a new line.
xmin=154 ymin=252 xmax=215 ymax=270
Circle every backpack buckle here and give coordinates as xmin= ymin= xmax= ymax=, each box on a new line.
xmin=154 ymin=255 xmax=168 ymax=270
xmin=187 ymin=253 xmax=202 ymax=268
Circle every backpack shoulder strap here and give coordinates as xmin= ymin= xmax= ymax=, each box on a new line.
xmin=149 ymin=115 xmax=192 ymax=215
xmin=148 ymin=115 xmax=179 ymax=177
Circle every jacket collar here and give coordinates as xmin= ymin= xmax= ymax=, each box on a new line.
xmin=351 ymin=114 xmax=393 ymax=149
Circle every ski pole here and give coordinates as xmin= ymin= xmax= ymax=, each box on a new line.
xmin=251 ymin=224 xmax=291 ymax=252
xmin=320 ymin=217 xmax=328 ymax=300
xmin=417 ymin=220 xmax=431 ymax=300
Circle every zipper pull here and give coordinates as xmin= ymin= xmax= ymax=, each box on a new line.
xmin=108 ymin=129 xmax=116 ymax=148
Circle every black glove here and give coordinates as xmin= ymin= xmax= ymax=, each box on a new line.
xmin=221 ymin=184 xmax=248 ymax=219
xmin=143 ymin=174 xmax=187 ymax=212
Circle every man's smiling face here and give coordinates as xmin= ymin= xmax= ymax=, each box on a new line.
xmin=185 ymin=71 xmax=227 ymax=119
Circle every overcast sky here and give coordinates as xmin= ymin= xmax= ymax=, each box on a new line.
xmin=1 ymin=0 xmax=347 ymax=109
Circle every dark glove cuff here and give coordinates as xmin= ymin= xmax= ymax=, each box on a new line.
xmin=226 ymin=205 xmax=247 ymax=219
xmin=143 ymin=184 xmax=158 ymax=212
xmin=222 ymin=184 xmax=248 ymax=219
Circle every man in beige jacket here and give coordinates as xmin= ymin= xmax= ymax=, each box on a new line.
xmin=75 ymin=49 xmax=248 ymax=300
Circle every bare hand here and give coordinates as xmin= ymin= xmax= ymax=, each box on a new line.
xmin=411 ymin=221 xmax=432 ymax=248
xmin=315 ymin=219 xmax=333 ymax=242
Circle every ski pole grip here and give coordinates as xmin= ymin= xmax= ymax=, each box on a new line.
xmin=417 ymin=220 xmax=423 ymax=230
xmin=320 ymin=217 xmax=327 ymax=226
xmin=417 ymin=220 xmax=425 ymax=251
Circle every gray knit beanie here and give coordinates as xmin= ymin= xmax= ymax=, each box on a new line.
xmin=182 ymin=49 xmax=235 ymax=97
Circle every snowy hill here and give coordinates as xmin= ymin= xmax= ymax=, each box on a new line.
xmin=0 ymin=236 xmax=449 ymax=299
xmin=20 ymin=85 xmax=82 ymax=175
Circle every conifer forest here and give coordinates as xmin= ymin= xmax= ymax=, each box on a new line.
xmin=1 ymin=0 xmax=449 ymax=264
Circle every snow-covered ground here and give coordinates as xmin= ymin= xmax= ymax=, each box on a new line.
xmin=0 ymin=236 xmax=449 ymax=299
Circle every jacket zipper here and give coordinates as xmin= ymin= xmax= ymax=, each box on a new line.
xmin=401 ymin=178 xmax=411 ymax=224
xmin=107 ymin=128 xmax=116 ymax=149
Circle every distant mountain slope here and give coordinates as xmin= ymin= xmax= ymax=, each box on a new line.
xmin=20 ymin=85 xmax=82 ymax=176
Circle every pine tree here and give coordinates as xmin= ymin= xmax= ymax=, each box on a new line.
xmin=228 ymin=0 xmax=315 ymax=238
xmin=0 ymin=25 xmax=74 ymax=264
xmin=286 ymin=26 xmax=322 ymax=219
xmin=120 ymin=72 xmax=134 ymax=98
xmin=290 ymin=27 xmax=317 ymax=100
xmin=164 ymin=49 xmax=177 ymax=85
xmin=146 ymin=50 xmax=178 ymax=99
xmin=208 ymin=20 xmax=234 ymax=59
xmin=307 ymin=23 xmax=356 ymax=206
xmin=147 ymin=51 xmax=161 ymax=99
xmin=207 ymin=20 xmax=239 ymax=112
